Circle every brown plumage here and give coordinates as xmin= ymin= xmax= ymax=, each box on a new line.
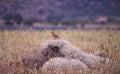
xmin=51 ymin=31 xmax=60 ymax=39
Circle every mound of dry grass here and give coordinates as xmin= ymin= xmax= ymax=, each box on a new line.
xmin=21 ymin=44 xmax=65 ymax=69
xmin=42 ymin=57 xmax=89 ymax=74
xmin=44 ymin=39 xmax=109 ymax=68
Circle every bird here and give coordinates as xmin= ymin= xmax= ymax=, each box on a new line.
xmin=51 ymin=31 xmax=60 ymax=39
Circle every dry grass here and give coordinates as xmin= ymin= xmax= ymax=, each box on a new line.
xmin=0 ymin=30 xmax=120 ymax=74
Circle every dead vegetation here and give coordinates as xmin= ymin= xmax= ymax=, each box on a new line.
xmin=0 ymin=30 xmax=120 ymax=74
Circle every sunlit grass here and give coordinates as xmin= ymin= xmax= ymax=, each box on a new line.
xmin=0 ymin=30 xmax=120 ymax=74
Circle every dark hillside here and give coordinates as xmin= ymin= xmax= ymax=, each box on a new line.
xmin=0 ymin=0 xmax=120 ymax=24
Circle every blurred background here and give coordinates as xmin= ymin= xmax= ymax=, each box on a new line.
xmin=0 ymin=0 xmax=120 ymax=30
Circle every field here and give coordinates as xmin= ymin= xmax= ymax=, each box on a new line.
xmin=0 ymin=30 xmax=120 ymax=74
